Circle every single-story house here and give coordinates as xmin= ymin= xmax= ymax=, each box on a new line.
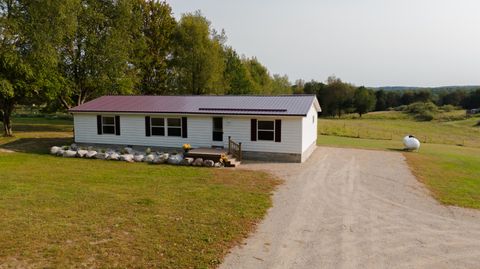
xmin=69 ymin=95 xmax=321 ymax=162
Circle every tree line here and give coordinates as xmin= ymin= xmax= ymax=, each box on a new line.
xmin=0 ymin=0 xmax=292 ymax=136
xmin=294 ymin=77 xmax=480 ymax=117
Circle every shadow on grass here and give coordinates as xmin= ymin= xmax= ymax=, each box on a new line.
xmin=387 ymin=148 xmax=407 ymax=152
xmin=0 ymin=137 xmax=73 ymax=154
xmin=13 ymin=124 xmax=73 ymax=132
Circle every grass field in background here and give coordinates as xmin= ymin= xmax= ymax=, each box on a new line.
xmin=318 ymin=110 xmax=480 ymax=209
xmin=0 ymin=117 xmax=280 ymax=268
xmin=319 ymin=110 xmax=480 ymax=147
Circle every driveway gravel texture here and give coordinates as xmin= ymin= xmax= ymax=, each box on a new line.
xmin=220 ymin=147 xmax=480 ymax=269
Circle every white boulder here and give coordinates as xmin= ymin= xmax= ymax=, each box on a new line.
xmin=76 ymin=150 xmax=88 ymax=158
xmin=50 ymin=146 xmax=60 ymax=155
xmin=158 ymin=153 xmax=169 ymax=163
xmin=203 ymin=160 xmax=215 ymax=167
xmin=193 ymin=158 xmax=204 ymax=166
xmin=133 ymin=155 xmax=145 ymax=162
xmin=145 ymin=154 xmax=156 ymax=163
xmin=181 ymin=157 xmax=194 ymax=166
xmin=56 ymin=149 xmax=65 ymax=156
xmin=108 ymin=152 xmax=120 ymax=160
xmin=120 ymin=154 xmax=134 ymax=162
xmin=96 ymin=152 xmax=108 ymax=160
xmin=63 ymin=150 xmax=77 ymax=158
xmin=86 ymin=151 xmax=97 ymax=158
xmin=168 ymin=154 xmax=183 ymax=165
xmin=403 ymin=135 xmax=421 ymax=151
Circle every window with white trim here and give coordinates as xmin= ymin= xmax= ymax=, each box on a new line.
xmin=102 ymin=116 xmax=115 ymax=134
xmin=167 ymin=118 xmax=182 ymax=137
xmin=257 ymin=120 xmax=275 ymax=141
xmin=151 ymin=117 xmax=165 ymax=136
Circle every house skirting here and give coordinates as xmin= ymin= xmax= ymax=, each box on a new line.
xmin=75 ymin=142 xmax=317 ymax=163
xmin=301 ymin=141 xmax=317 ymax=163
xmin=243 ymin=142 xmax=316 ymax=163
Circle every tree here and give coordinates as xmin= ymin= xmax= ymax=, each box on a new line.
xmin=222 ymin=47 xmax=253 ymax=94
xmin=462 ymin=89 xmax=480 ymax=109
xmin=271 ymin=74 xmax=292 ymax=95
xmin=324 ymin=76 xmax=355 ymax=117
xmin=303 ymin=80 xmax=325 ymax=95
xmin=385 ymin=91 xmax=401 ymax=108
xmin=375 ymin=89 xmax=387 ymax=111
xmin=133 ymin=0 xmax=176 ymax=95
xmin=0 ymin=0 xmax=69 ymax=136
xmin=353 ymin=86 xmax=376 ymax=117
xmin=438 ymin=90 xmax=466 ymax=106
xmin=292 ymin=79 xmax=305 ymax=94
xmin=243 ymin=57 xmax=271 ymax=94
xmin=56 ymin=0 xmax=139 ymax=109
xmin=172 ymin=11 xmax=225 ymax=95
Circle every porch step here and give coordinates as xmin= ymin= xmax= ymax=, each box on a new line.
xmin=225 ymin=155 xmax=241 ymax=167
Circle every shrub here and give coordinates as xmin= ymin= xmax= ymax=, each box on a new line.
xmin=440 ymin=104 xmax=456 ymax=112
xmin=406 ymin=102 xmax=438 ymax=114
xmin=415 ymin=111 xmax=435 ymax=121
xmin=394 ymin=105 xmax=408 ymax=111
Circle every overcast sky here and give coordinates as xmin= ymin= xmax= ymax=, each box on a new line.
xmin=166 ymin=0 xmax=480 ymax=87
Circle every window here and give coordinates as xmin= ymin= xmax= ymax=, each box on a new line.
xmin=102 ymin=116 xmax=115 ymax=134
xmin=312 ymin=115 xmax=315 ymax=124
xmin=167 ymin=118 xmax=182 ymax=137
xmin=151 ymin=117 xmax=165 ymax=136
xmin=257 ymin=120 xmax=275 ymax=141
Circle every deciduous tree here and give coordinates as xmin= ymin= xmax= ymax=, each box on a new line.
xmin=353 ymin=86 xmax=376 ymax=117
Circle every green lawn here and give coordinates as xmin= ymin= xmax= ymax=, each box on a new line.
xmin=318 ymin=110 xmax=480 ymax=209
xmin=0 ymin=117 xmax=280 ymax=268
xmin=1 ymin=111 xmax=480 ymax=267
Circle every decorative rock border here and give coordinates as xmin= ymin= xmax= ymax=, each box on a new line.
xmin=50 ymin=144 xmax=225 ymax=168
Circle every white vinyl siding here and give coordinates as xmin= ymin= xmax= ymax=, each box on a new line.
xmin=73 ymin=113 xmax=304 ymax=154
xmin=223 ymin=116 xmax=302 ymax=154
xmin=301 ymin=103 xmax=318 ymax=152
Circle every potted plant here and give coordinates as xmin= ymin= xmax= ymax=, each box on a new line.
xmin=182 ymin=144 xmax=191 ymax=153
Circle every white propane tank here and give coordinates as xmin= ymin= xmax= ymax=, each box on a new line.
xmin=403 ymin=135 xmax=421 ymax=151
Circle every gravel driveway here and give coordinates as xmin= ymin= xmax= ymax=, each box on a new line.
xmin=220 ymin=147 xmax=480 ymax=269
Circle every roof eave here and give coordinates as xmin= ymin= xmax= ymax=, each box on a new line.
xmin=69 ymin=110 xmax=307 ymax=117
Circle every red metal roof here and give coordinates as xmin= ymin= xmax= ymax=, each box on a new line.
xmin=69 ymin=95 xmax=320 ymax=116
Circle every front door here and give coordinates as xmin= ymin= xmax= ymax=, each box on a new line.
xmin=212 ymin=117 xmax=223 ymax=146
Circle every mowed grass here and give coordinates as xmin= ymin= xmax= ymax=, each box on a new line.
xmin=0 ymin=118 xmax=280 ymax=268
xmin=318 ymin=111 xmax=480 ymax=209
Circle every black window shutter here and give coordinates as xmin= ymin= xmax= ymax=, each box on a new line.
xmin=97 ymin=115 xmax=102 ymax=135
xmin=182 ymin=117 xmax=188 ymax=138
xmin=275 ymin=119 xmax=282 ymax=142
xmin=145 ymin=116 xmax=151 ymax=137
xmin=115 ymin=116 xmax=120 ymax=136
xmin=251 ymin=119 xmax=257 ymax=141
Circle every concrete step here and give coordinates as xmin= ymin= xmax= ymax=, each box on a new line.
xmin=225 ymin=155 xmax=241 ymax=167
